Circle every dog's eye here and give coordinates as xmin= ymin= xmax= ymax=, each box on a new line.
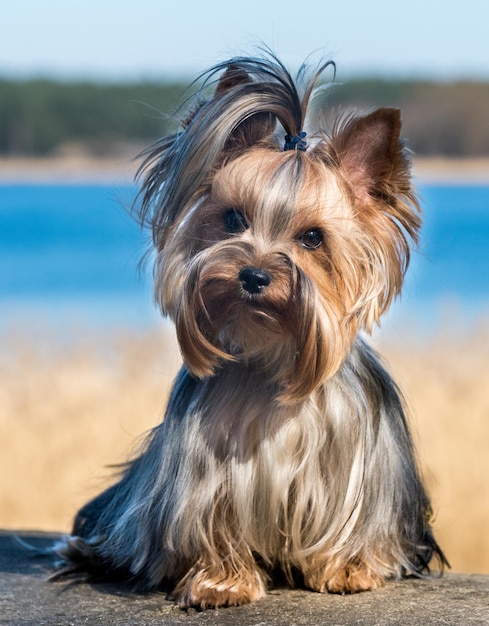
xmin=224 ymin=209 xmax=248 ymax=234
xmin=300 ymin=229 xmax=323 ymax=249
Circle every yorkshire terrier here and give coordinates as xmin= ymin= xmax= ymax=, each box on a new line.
xmin=54 ymin=51 xmax=447 ymax=608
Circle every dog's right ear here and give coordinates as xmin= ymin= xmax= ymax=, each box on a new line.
xmin=182 ymin=64 xmax=251 ymax=129
xmin=215 ymin=64 xmax=277 ymax=153
xmin=189 ymin=63 xmax=277 ymax=151
xmin=182 ymin=63 xmax=276 ymax=153
xmin=215 ymin=64 xmax=252 ymax=94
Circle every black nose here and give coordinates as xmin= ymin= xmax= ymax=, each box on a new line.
xmin=239 ymin=267 xmax=271 ymax=294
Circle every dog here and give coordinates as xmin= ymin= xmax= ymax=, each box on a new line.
xmin=54 ymin=51 xmax=447 ymax=609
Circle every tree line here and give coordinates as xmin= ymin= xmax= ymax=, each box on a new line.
xmin=324 ymin=79 xmax=489 ymax=157
xmin=1 ymin=77 xmax=488 ymax=157
xmin=0 ymin=79 xmax=184 ymax=156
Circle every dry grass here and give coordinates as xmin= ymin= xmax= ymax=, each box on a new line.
xmin=1 ymin=321 xmax=488 ymax=575
xmin=0 ymin=324 xmax=181 ymax=532
xmin=376 ymin=323 xmax=489 ymax=575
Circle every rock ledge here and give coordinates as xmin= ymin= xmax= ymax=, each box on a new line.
xmin=1 ymin=531 xmax=488 ymax=625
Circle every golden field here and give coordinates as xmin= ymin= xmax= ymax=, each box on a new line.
xmin=0 ymin=320 xmax=488 ymax=575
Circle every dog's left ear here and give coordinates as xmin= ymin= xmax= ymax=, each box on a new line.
xmin=331 ymin=108 xmax=409 ymax=203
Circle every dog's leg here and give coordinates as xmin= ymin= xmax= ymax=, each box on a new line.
xmin=303 ymin=558 xmax=385 ymax=594
xmin=172 ymin=554 xmax=267 ymax=609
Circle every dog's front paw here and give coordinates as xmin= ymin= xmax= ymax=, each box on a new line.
xmin=173 ymin=564 xmax=267 ymax=609
xmin=306 ymin=562 xmax=385 ymax=594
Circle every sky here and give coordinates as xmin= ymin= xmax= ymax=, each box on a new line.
xmin=2 ymin=0 xmax=489 ymax=82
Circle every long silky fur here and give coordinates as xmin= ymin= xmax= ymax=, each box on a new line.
xmin=54 ymin=341 xmax=446 ymax=592
xmin=54 ymin=50 xmax=447 ymax=608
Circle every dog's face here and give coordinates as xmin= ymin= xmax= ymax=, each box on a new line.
xmin=143 ymin=66 xmax=420 ymax=402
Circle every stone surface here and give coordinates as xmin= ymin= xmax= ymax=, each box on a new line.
xmin=1 ymin=531 xmax=488 ymax=625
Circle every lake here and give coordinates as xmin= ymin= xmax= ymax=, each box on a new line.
xmin=0 ymin=182 xmax=488 ymax=334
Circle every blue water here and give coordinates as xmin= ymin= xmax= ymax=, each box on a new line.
xmin=413 ymin=185 xmax=489 ymax=299
xmin=0 ymin=183 xmax=488 ymax=332
xmin=391 ymin=183 xmax=489 ymax=330
xmin=0 ymin=184 xmax=158 ymax=329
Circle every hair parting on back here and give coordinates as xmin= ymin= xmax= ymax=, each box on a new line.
xmin=134 ymin=49 xmax=336 ymax=249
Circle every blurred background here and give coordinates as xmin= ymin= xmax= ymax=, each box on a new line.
xmin=0 ymin=0 xmax=488 ymax=576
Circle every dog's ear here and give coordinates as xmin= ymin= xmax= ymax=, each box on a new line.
xmin=181 ymin=65 xmax=252 ymax=129
xmin=325 ymin=107 xmax=420 ymax=329
xmin=331 ymin=108 xmax=409 ymax=203
xmin=215 ymin=64 xmax=252 ymax=94
xmin=216 ymin=65 xmax=276 ymax=153
xmin=183 ymin=64 xmax=275 ymax=150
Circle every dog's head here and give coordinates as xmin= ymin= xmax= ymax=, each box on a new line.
xmin=136 ymin=53 xmax=420 ymax=402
